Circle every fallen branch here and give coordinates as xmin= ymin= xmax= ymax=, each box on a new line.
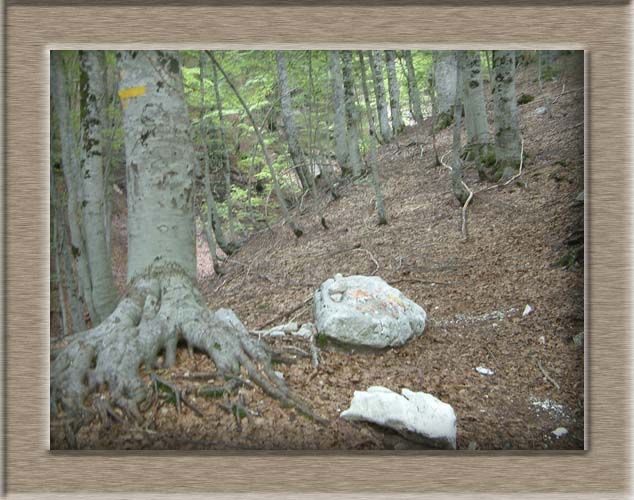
xmin=537 ymin=360 xmax=561 ymax=391
xmin=180 ymin=394 xmax=205 ymax=418
xmin=389 ymin=278 xmax=453 ymax=287
xmin=281 ymin=345 xmax=310 ymax=357
xmin=439 ymin=150 xmax=474 ymax=241
xmin=460 ymin=188 xmax=474 ymax=242
xmin=259 ymin=296 xmax=313 ymax=330
xmin=552 ymin=85 xmax=583 ymax=102
xmin=551 ymin=82 xmax=566 ymax=104
xmin=172 ymin=372 xmax=218 ymax=381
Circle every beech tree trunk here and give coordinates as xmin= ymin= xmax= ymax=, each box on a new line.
xmin=79 ymin=50 xmax=118 ymax=324
xmin=368 ymin=50 xmax=392 ymax=143
xmin=433 ymin=51 xmax=457 ymax=130
xmin=491 ymin=50 xmax=522 ymax=181
xmin=340 ymin=50 xmax=364 ymax=177
xmin=385 ymin=50 xmax=404 ymax=134
xmin=358 ymin=51 xmax=387 ymax=225
xmin=451 ymin=56 xmax=469 ymax=205
xmin=51 ymin=165 xmax=71 ymax=337
xmin=329 ymin=51 xmax=349 ymax=173
xmin=51 ymin=51 xmax=95 ymax=323
xmin=458 ymin=50 xmax=491 ymax=164
xmin=52 ymin=50 xmax=313 ymax=431
xmin=403 ymin=50 xmax=423 ymax=124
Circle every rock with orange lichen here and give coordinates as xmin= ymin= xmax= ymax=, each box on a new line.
xmin=314 ymin=274 xmax=426 ymax=349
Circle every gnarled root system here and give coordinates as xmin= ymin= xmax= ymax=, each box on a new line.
xmin=51 ymin=265 xmax=324 ymax=427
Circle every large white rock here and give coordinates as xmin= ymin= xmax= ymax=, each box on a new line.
xmin=340 ymin=386 xmax=457 ymax=449
xmin=314 ymin=274 xmax=426 ymax=348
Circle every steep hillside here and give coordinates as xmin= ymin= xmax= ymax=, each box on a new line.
xmin=52 ymin=53 xmax=584 ymax=450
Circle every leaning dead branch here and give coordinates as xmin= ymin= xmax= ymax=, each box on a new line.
xmin=440 ymin=150 xmax=473 ymax=241
xmin=207 ymin=50 xmax=303 ymax=238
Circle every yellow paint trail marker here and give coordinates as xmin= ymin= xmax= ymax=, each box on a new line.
xmin=118 ymin=85 xmax=146 ymax=108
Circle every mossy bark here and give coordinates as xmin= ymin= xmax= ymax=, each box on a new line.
xmin=79 ymin=50 xmax=118 ymax=324
xmin=451 ymin=55 xmax=469 ymax=205
xmin=459 ymin=51 xmax=491 ymax=167
xmin=491 ymin=50 xmax=521 ymax=181
xmin=51 ymin=51 xmax=96 ymax=323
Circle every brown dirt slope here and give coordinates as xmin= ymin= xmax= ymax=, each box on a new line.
xmin=52 ymin=53 xmax=584 ymax=450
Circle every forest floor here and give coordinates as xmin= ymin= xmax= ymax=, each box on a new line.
xmin=51 ymin=53 xmax=584 ymax=450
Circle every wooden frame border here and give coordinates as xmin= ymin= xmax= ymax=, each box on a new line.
xmin=2 ymin=2 xmax=631 ymax=497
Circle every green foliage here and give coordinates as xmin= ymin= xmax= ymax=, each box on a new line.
xmin=232 ymin=404 xmax=247 ymax=419
xmin=316 ymin=333 xmax=328 ymax=349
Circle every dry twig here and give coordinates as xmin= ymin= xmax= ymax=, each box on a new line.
xmin=353 ymin=247 xmax=380 ymax=275
xmin=537 ymin=360 xmax=561 ymax=391
xmin=439 ymin=150 xmax=474 ymax=241
xmin=259 ymin=296 xmax=313 ymax=330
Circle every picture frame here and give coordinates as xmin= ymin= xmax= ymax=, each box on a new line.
xmin=1 ymin=0 xmax=630 ymax=497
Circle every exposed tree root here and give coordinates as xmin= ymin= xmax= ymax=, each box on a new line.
xmin=51 ymin=264 xmax=326 ymax=429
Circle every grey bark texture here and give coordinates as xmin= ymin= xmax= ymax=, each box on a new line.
xmin=118 ymin=51 xmax=197 ymax=280
xmin=340 ymin=50 xmax=364 ymax=177
xmin=51 ymin=51 xmax=96 ymax=323
xmin=51 ymin=102 xmax=86 ymax=334
xmin=429 ymin=59 xmax=440 ymax=166
xmin=52 ymin=50 xmax=317 ymax=428
xmin=403 ymin=50 xmax=424 ymax=124
xmin=451 ymin=55 xmax=469 ymax=205
xmin=369 ymin=50 xmax=392 ymax=143
xmin=491 ymin=50 xmax=522 ymax=180
xmin=385 ymin=50 xmax=404 ymax=134
xmin=51 ymin=165 xmax=71 ymax=337
xmin=358 ymin=51 xmax=387 ymax=224
xmin=276 ymin=51 xmax=311 ymax=191
xmin=79 ymin=50 xmax=118 ymax=324
xmin=433 ymin=51 xmax=458 ymax=130
xmin=329 ymin=51 xmax=349 ymax=173
xmin=458 ymin=51 xmax=491 ymax=163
